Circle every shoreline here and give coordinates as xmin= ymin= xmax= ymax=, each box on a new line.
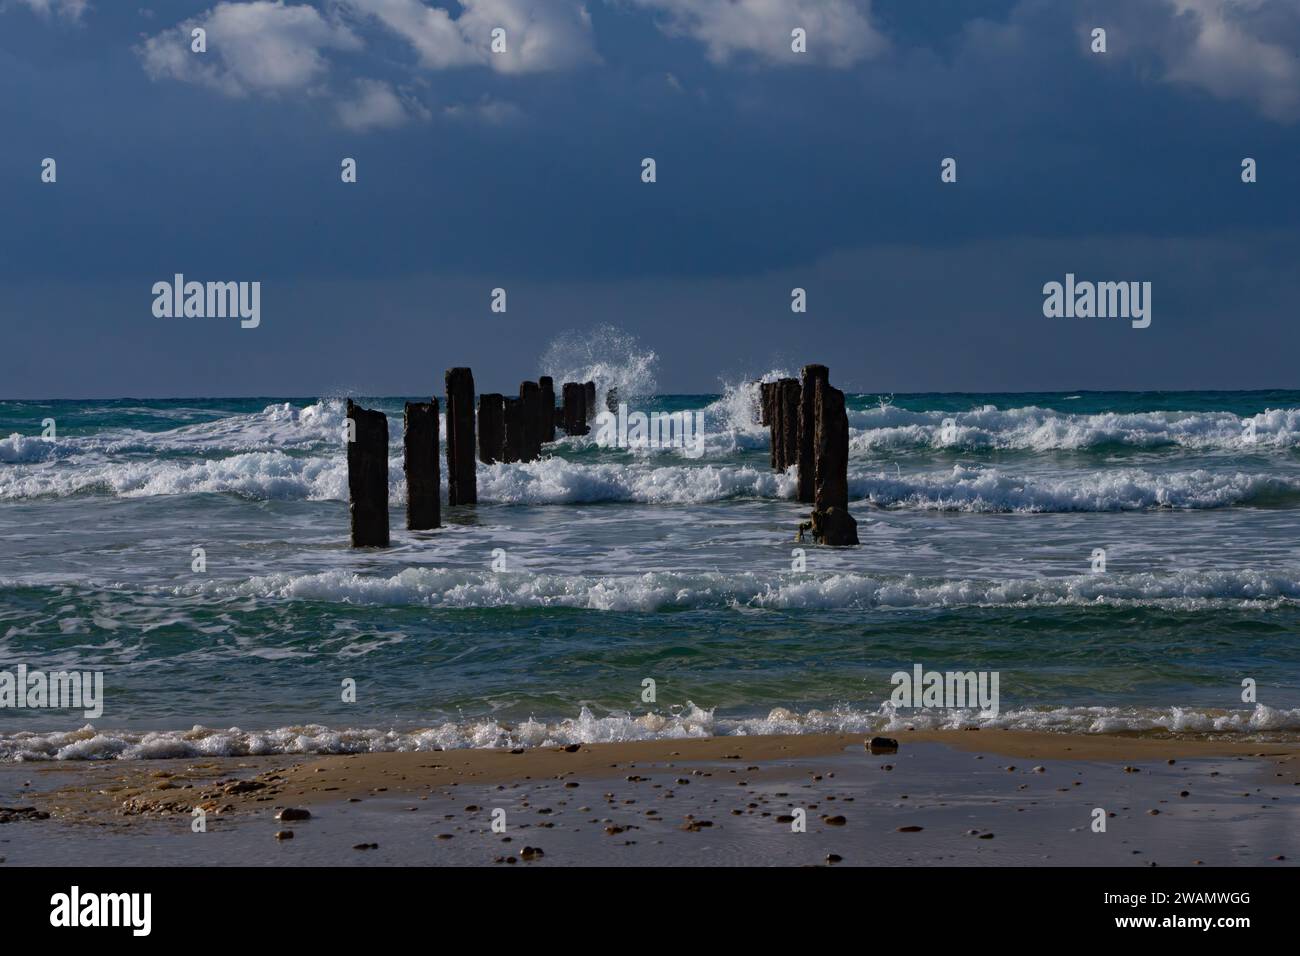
xmin=3 ymin=730 xmax=1297 ymax=866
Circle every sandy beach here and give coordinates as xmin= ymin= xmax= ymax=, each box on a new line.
xmin=3 ymin=731 xmax=1297 ymax=867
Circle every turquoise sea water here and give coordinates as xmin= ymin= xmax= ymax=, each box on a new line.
xmin=2 ymin=387 xmax=1299 ymax=758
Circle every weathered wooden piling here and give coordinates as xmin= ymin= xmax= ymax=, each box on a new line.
xmin=759 ymin=381 xmax=775 ymax=427
xmin=478 ymin=393 xmax=504 ymax=464
xmin=444 ymin=367 xmax=477 ymax=505
xmin=538 ymin=376 xmax=556 ymax=443
xmin=812 ymin=376 xmax=857 ymax=544
xmin=761 ymin=382 xmax=775 ymax=463
xmin=346 ymin=399 xmax=389 ymax=548
xmin=789 ymin=368 xmax=857 ymax=546
xmin=403 ymin=400 xmax=440 ymax=531
xmin=798 ymin=364 xmax=829 ymax=503
xmin=584 ymin=381 xmax=597 ymax=422
xmin=562 ymin=382 xmax=588 ymax=436
xmin=606 ymin=386 xmax=620 ymax=413
xmin=502 ymin=396 xmax=525 ymax=462
xmin=519 ymin=381 xmax=543 ymax=461
xmin=773 ymin=378 xmax=799 ymax=472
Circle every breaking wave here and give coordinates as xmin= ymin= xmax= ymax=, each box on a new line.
xmin=168 ymin=566 xmax=1300 ymax=611
xmin=5 ymin=702 xmax=1299 ymax=760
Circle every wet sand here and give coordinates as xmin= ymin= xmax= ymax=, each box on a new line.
xmin=2 ymin=731 xmax=1297 ymax=866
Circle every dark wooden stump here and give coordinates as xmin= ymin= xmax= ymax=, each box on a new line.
xmin=538 ymin=376 xmax=556 ymax=443
xmin=759 ymin=381 xmax=775 ymax=427
xmin=444 ymin=367 xmax=476 ymax=505
xmin=478 ymin=393 xmax=504 ymax=464
xmin=807 ymin=371 xmax=858 ymax=546
xmin=519 ymin=381 xmax=543 ymax=461
xmin=347 ymin=399 xmax=389 ymax=547
xmin=798 ymin=364 xmax=828 ymax=503
xmin=584 ymin=381 xmax=597 ymax=422
xmin=562 ymin=382 xmax=588 ymax=436
xmin=776 ymin=378 xmax=800 ymax=472
xmin=403 ymin=400 xmax=440 ymax=531
xmin=503 ymin=397 xmax=525 ymax=462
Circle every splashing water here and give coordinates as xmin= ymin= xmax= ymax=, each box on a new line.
xmin=540 ymin=325 xmax=659 ymax=409
xmin=706 ymin=369 xmax=792 ymax=441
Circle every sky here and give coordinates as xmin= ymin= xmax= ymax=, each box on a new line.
xmin=1 ymin=0 xmax=1298 ymax=398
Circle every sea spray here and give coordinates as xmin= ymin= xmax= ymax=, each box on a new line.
xmin=540 ymin=325 xmax=659 ymax=412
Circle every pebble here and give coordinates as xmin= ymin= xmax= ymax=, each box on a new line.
xmin=274 ymin=830 xmax=293 ymax=840
xmin=276 ymin=808 xmax=311 ymax=821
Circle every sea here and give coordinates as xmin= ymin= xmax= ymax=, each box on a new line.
xmin=3 ymin=365 xmax=1300 ymax=760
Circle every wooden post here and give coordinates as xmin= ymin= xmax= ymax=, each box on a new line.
xmin=804 ymin=372 xmax=858 ymax=546
xmin=478 ymin=393 xmax=504 ymax=464
xmin=502 ymin=396 xmax=525 ymax=462
xmin=519 ymin=380 xmax=542 ymax=461
xmin=538 ymin=376 xmax=556 ymax=443
xmin=444 ymin=367 xmax=476 ymax=505
xmin=403 ymin=400 xmax=440 ymax=530
xmin=777 ymin=378 xmax=799 ymax=472
xmin=606 ymin=386 xmax=620 ymax=413
xmin=798 ymin=364 xmax=828 ymax=503
xmin=346 ymin=399 xmax=389 ymax=547
xmin=584 ymin=381 xmax=597 ymax=422
xmin=562 ymin=382 xmax=588 ymax=436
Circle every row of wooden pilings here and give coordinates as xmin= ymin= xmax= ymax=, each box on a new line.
xmin=759 ymin=364 xmax=859 ymax=546
xmin=345 ymin=369 xmax=597 ymax=547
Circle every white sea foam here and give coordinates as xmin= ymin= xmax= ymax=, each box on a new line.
xmin=0 ymin=433 xmax=59 ymax=463
xmin=5 ymin=702 xmax=1298 ymax=760
xmin=848 ymin=404 xmax=1300 ymax=452
xmin=850 ymin=464 xmax=1300 ymax=512
xmin=0 ymin=450 xmax=351 ymax=501
xmin=7 ymin=400 xmax=1299 ymax=463
xmin=4 ymin=449 xmax=1294 ymax=513
xmin=171 ymin=566 xmax=1300 ymax=611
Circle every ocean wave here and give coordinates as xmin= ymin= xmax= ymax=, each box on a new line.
xmin=3 ymin=448 xmax=1294 ymax=513
xmin=4 ymin=702 xmax=1298 ymax=760
xmin=848 ymin=404 xmax=1300 ymax=452
xmin=0 ymin=450 xmax=349 ymax=501
xmin=0 ymin=433 xmax=60 ymax=464
xmin=852 ymin=464 xmax=1300 ymax=511
xmin=173 ymin=567 xmax=1300 ymax=611
xmin=7 ymin=400 xmax=1300 ymax=470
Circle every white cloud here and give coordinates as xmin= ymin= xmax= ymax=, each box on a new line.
xmin=1158 ymin=0 xmax=1300 ymax=122
xmin=629 ymin=0 xmax=887 ymax=68
xmin=442 ymin=94 xmax=522 ymax=124
xmin=10 ymin=0 xmax=89 ymax=20
xmin=137 ymin=1 xmax=362 ymax=97
xmin=337 ymin=76 xmax=429 ymax=129
xmin=343 ymin=0 xmax=599 ymax=73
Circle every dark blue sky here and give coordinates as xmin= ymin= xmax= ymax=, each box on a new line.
xmin=1 ymin=0 xmax=1298 ymax=398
